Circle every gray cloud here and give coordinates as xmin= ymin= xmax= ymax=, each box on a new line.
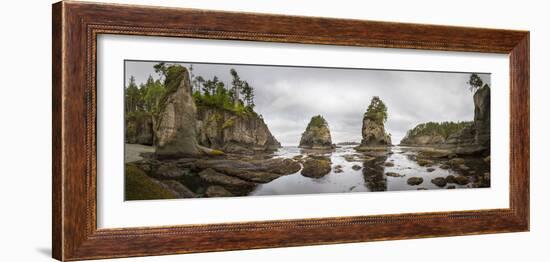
xmin=125 ymin=60 xmax=490 ymax=146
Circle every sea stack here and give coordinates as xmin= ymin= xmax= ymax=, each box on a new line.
xmin=356 ymin=96 xmax=392 ymax=151
xmin=154 ymin=65 xmax=204 ymax=158
xmin=299 ymin=115 xmax=335 ymax=150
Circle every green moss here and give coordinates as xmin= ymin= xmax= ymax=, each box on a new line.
xmin=221 ymin=117 xmax=235 ymax=129
xmin=209 ymin=149 xmax=225 ymax=155
xmin=125 ymin=164 xmax=175 ymax=200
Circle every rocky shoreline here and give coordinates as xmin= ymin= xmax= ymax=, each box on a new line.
xmin=124 ymin=66 xmax=491 ymax=200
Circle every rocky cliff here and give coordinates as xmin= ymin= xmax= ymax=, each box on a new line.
xmin=150 ymin=65 xmax=280 ymax=157
xmin=196 ymin=107 xmax=281 ymax=154
xmin=125 ymin=111 xmax=154 ymax=145
xmin=400 ymin=84 xmax=490 ymax=155
xmin=299 ymin=115 xmax=335 ymax=150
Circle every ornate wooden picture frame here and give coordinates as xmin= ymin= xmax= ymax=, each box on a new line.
xmin=52 ymin=1 xmax=529 ymax=261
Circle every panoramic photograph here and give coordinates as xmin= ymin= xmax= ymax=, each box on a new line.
xmin=124 ymin=60 xmax=491 ymax=200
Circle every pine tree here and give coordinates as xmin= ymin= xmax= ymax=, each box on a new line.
xmin=365 ymin=96 xmax=388 ymax=124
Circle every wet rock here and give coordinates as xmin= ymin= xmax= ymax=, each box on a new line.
xmin=385 ymin=172 xmax=404 ymax=177
xmin=205 ymin=186 xmax=234 ymax=197
xmin=258 ymin=158 xmax=302 ymax=175
xmin=161 ymin=180 xmax=196 ymax=198
xmin=427 ymin=167 xmax=436 ymax=172
xmin=417 ymin=188 xmax=428 ymax=190
xmin=417 ymin=149 xmax=454 ymax=158
xmin=195 ymin=158 xmax=300 ymax=183
xmin=454 ymin=175 xmax=469 ymax=185
xmin=198 ymin=168 xmax=256 ymax=195
xmin=431 ymin=177 xmax=447 ymax=187
xmin=449 ymin=158 xmax=465 ymax=166
xmin=155 ymin=163 xmax=187 ymax=179
xmin=484 ymin=155 xmax=491 ymax=163
xmin=445 ymin=175 xmax=456 ymax=184
xmin=352 ymin=164 xmax=362 ymax=170
xmin=343 ymin=154 xmax=376 ymax=162
xmin=447 ymin=185 xmax=456 ymax=189
xmin=439 ymin=164 xmax=450 ymax=169
xmin=416 ymin=159 xmax=434 ymax=166
xmin=301 ymin=157 xmax=332 ymax=178
xmin=407 ymin=177 xmax=424 ymax=185
xmin=458 ymin=164 xmax=470 ymax=171
xmin=383 ymin=162 xmax=394 ymax=167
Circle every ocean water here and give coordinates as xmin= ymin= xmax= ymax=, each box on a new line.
xmin=250 ymin=145 xmax=482 ymax=196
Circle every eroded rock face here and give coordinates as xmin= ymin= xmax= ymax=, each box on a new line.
xmin=155 ymin=66 xmax=203 ymax=158
xmin=196 ymin=108 xmax=281 ymax=154
xmin=473 ymin=85 xmax=490 ymax=149
xmin=125 ymin=113 xmax=154 ymax=145
xmin=299 ymin=115 xmax=335 ymax=150
xmin=359 ymin=118 xmax=392 ymax=147
xmin=355 ymin=117 xmax=391 ymax=151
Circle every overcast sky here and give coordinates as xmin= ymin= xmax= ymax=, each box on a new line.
xmin=125 ymin=60 xmax=490 ymax=146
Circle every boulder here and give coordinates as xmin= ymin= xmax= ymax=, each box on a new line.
xmin=427 ymin=167 xmax=436 ymax=172
xmin=416 ymin=159 xmax=434 ymax=166
xmin=299 ymin=115 xmax=335 ymax=150
xmin=407 ymin=177 xmax=424 ymax=185
xmin=454 ymin=175 xmax=469 ymax=185
xmin=301 ymin=157 xmax=332 ymax=178
xmin=352 ymin=164 xmax=362 ymax=170
xmin=445 ymin=175 xmax=456 ymax=184
xmin=431 ymin=177 xmax=447 ymax=187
